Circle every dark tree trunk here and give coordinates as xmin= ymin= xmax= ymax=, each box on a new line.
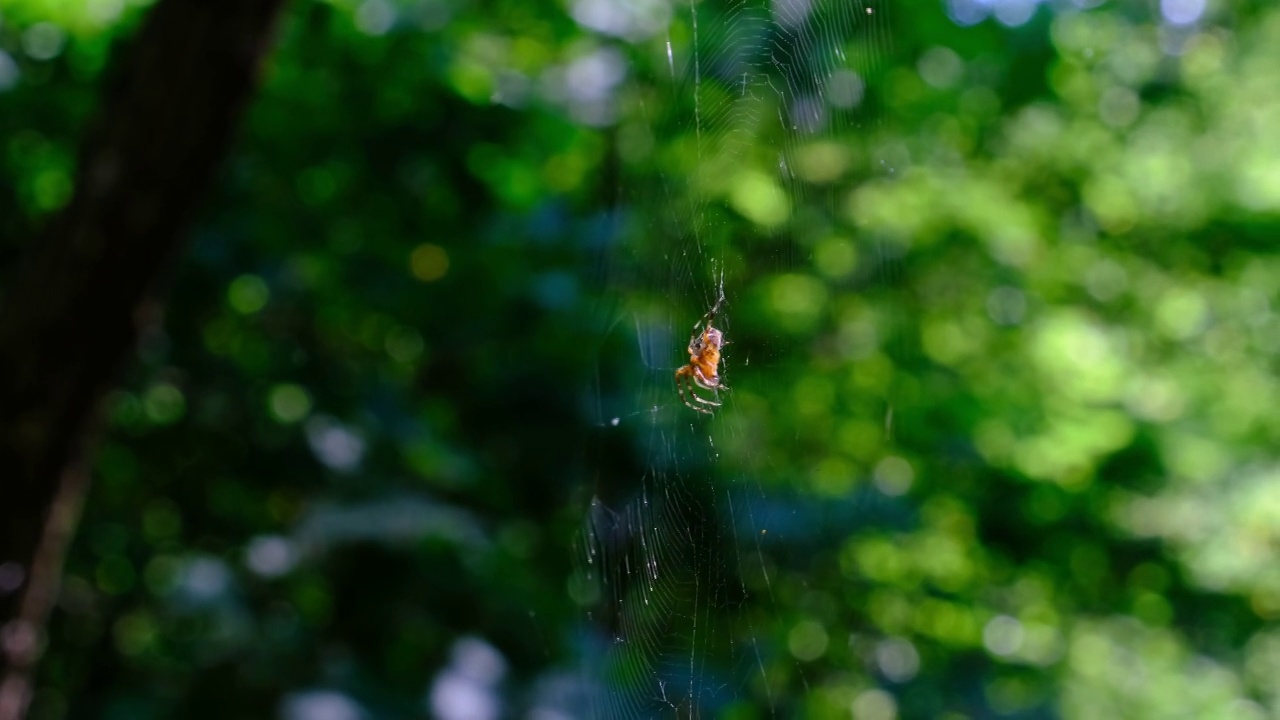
xmin=0 ymin=1 xmax=288 ymax=716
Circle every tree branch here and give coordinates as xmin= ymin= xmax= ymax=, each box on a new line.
xmin=0 ymin=1 xmax=289 ymax=716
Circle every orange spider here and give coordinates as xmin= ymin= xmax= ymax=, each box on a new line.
xmin=675 ymin=293 xmax=728 ymax=414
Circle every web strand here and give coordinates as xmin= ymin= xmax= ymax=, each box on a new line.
xmin=582 ymin=0 xmax=896 ymax=714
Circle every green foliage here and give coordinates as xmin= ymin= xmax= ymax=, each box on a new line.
xmin=1 ymin=0 xmax=1278 ymax=717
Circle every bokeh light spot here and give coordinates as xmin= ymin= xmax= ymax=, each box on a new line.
xmin=429 ymin=637 xmax=507 ymax=720
xmin=33 ymin=168 xmax=72 ymax=211
xmin=306 ymin=416 xmax=367 ymax=472
xmin=22 ymin=23 xmax=66 ymax=61
xmin=729 ymin=171 xmax=791 ymax=227
xmin=827 ymin=69 xmax=865 ymax=108
xmin=281 ymin=691 xmax=366 ymax=720
xmin=228 ymin=274 xmax=270 ymax=314
xmin=788 ymin=620 xmax=830 ymax=661
xmin=142 ymin=383 xmax=186 ymax=425
xmin=269 ymin=383 xmax=313 ymax=424
xmin=875 ymin=637 xmax=921 ymax=682
xmin=142 ymin=501 xmax=182 ymax=542
xmin=994 ymin=0 xmax=1038 ymax=27
xmin=1099 ymin=86 xmax=1141 ymax=128
xmin=571 ymin=0 xmax=671 ymax=41
xmin=851 ymin=688 xmax=898 ymax=720
xmin=812 ymin=456 xmax=857 ymax=496
xmin=113 ymin=612 xmax=157 ymax=657
xmin=918 ymin=46 xmax=963 ymax=89
xmin=355 ymin=0 xmax=396 ymax=35
xmin=1155 ymin=288 xmax=1209 ymax=340
xmin=1162 ymin=0 xmax=1205 ymax=25
xmin=794 ymin=142 xmax=849 ymax=184
xmin=983 ymin=615 xmax=1025 ymax=657
xmin=245 ymin=535 xmax=297 ymax=578
xmin=768 ymin=273 xmax=827 ymax=331
xmin=411 ymin=243 xmax=450 ymax=282
xmin=0 ymin=52 xmax=18 ymax=91
xmin=874 ymin=456 xmax=915 ymax=496
xmin=813 ymin=236 xmax=858 ymax=278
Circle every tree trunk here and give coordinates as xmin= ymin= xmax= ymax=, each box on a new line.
xmin=0 ymin=1 xmax=288 ymax=716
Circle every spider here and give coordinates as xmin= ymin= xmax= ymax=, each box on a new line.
xmin=675 ymin=292 xmax=728 ymax=414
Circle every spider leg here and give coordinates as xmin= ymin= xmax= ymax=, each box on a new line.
xmin=692 ymin=367 xmax=725 ymax=392
xmin=677 ymin=289 xmax=728 ymax=416
xmin=676 ymin=370 xmax=695 ymax=410
xmin=689 ymin=290 xmax=727 ymax=338
xmin=677 ymin=371 xmax=714 ymax=414
xmin=686 ymin=371 xmax=721 ymax=407
xmin=701 ymin=376 xmax=721 ymax=404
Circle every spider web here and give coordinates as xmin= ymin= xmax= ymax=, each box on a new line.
xmin=576 ymin=0 xmax=903 ymax=715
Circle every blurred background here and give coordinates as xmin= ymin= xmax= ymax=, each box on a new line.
xmin=1 ymin=0 xmax=1279 ymax=717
